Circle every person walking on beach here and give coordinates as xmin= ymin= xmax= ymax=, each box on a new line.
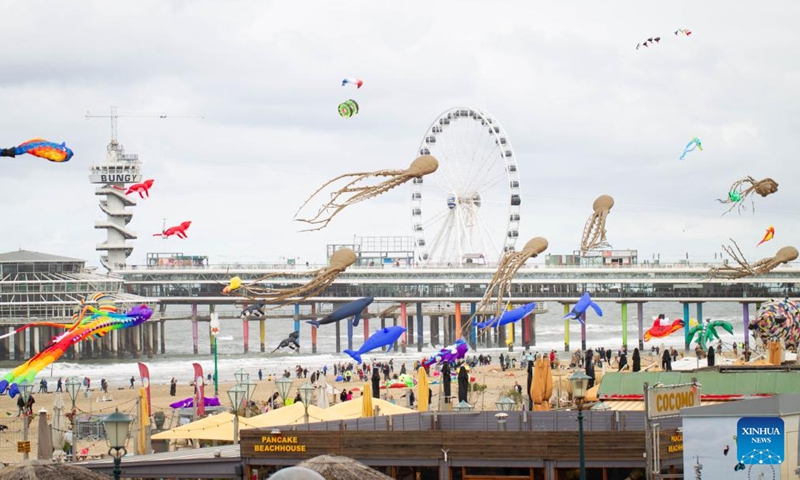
xmin=56 ymin=378 xmax=62 ymax=393
xmin=617 ymin=352 xmax=628 ymax=371
xmin=169 ymin=378 xmax=177 ymax=397
xmin=661 ymin=349 xmax=672 ymax=371
xmin=632 ymin=348 xmax=641 ymax=372
xmin=258 ymin=369 xmax=263 ymax=381
xmin=130 ymin=376 xmax=135 ymax=389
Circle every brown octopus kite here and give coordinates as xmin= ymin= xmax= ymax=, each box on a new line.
xmin=717 ymin=176 xmax=778 ymax=215
xmin=708 ymin=239 xmax=798 ymax=279
xmin=221 ymin=248 xmax=357 ymax=304
xmin=464 ymin=237 xmax=548 ymax=334
xmin=580 ymin=195 xmax=614 ymax=254
xmin=295 ymin=155 xmax=439 ymax=231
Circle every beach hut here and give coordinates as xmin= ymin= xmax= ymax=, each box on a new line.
xmin=298 ymin=455 xmax=394 ymax=480
xmin=0 ymin=460 xmax=112 ymax=480
xmin=246 ymin=402 xmax=339 ymax=429
xmin=151 ymin=412 xmax=259 ymax=442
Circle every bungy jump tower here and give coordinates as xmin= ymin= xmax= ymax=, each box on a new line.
xmin=88 ymin=110 xmax=142 ymax=272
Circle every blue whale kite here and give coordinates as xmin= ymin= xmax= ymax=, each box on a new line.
xmin=475 ymin=302 xmax=537 ymax=329
xmin=344 ymin=326 xmax=406 ymax=363
xmin=305 ymin=296 xmax=374 ymax=328
xmin=564 ymin=292 xmax=603 ymax=325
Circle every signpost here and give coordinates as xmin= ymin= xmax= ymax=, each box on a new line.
xmin=210 ymin=313 xmax=220 ymax=396
xmin=644 ymin=380 xmax=700 ymax=480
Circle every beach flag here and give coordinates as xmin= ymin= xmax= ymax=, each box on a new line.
xmin=137 ymin=362 xmax=152 ymax=417
xmin=193 ymin=363 xmax=205 ymax=417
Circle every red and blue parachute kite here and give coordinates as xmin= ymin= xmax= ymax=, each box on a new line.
xmin=1 ymin=138 xmax=74 ymax=163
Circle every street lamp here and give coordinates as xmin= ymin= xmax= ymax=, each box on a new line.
xmin=276 ymin=377 xmax=292 ymax=406
xmin=102 ymin=409 xmax=132 ymax=480
xmin=569 ymin=371 xmax=591 ymax=480
xmin=298 ymin=382 xmax=314 ymax=425
xmin=234 ymin=368 xmax=250 ymax=386
xmin=64 ymin=377 xmax=82 ymax=462
xmin=18 ymin=381 xmax=33 ymax=461
xmin=242 ymin=381 xmax=257 ymax=418
xmin=496 ymin=396 xmax=515 ymax=412
xmin=227 ymin=385 xmax=245 ymax=446
xmin=65 ymin=377 xmax=81 ymax=410
xmin=453 ymin=401 xmax=474 ymax=412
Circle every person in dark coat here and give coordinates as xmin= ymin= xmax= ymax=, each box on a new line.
xmin=457 ymin=366 xmax=469 ymax=403
xmin=585 ymin=350 xmax=595 ymax=389
xmin=632 ymin=348 xmax=641 ymax=372
xmin=371 ymin=366 xmax=381 ymax=398
xmin=617 ymin=352 xmax=628 ymax=371
xmin=442 ymin=362 xmax=452 ymax=403
xmin=707 ymin=346 xmax=716 ymax=367
xmin=661 ymin=349 xmax=672 ymax=371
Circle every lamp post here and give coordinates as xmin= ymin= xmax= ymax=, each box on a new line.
xmin=569 ymin=371 xmax=591 ymax=480
xmin=242 ymin=381 xmax=257 ymax=418
xmin=453 ymin=401 xmax=474 ymax=412
xmin=210 ymin=313 xmax=220 ymax=397
xmin=65 ymin=377 xmax=81 ymax=462
xmin=298 ymin=382 xmax=314 ymax=425
xmin=496 ymin=396 xmax=515 ymax=412
xmin=227 ymin=385 xmax=245 ymax=446
xmin=234 ymin=368 xmax=250 ymax=386
xmin=18 ymin=381 xmax=33 ymax=461
xmin=103 ymin=409 xmax=132 ymax=480
xmin=276 ymin=377 xmax=292 ymax=406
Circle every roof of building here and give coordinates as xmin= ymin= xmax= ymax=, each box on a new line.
xmin=0 ymin=250 xmax=85 ymax=264
xmin=681 ymin=393 xmax=800 ymax=417
xmin=599 ymin=370 xmax=800 ymax=398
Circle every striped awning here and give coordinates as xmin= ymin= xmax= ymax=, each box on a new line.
xmin=599 ymin=400 xmax=731 ymax=411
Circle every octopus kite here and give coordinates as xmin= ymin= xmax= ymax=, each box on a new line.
xmin=222 ymin=248 xmax=356 ymax=304
xmin=0 ymin=293 xmax=153 ymax=397
xmin=708 ymin=239 xmax=798 ymax=279
xmin=338 ymin=99 xmax=359 ymax=118
xmin=717 ymin=176 xmax=779 ymax=215
xmin=294 ymin=155 xmax=439 ymax=231
xmin=0 ymin=138 xmax=74 ymax=163
xmin=580 ymin=195 xmax=614 ymax=254
xmin=688 ymin=318 xmax=733 ymax=352
xmin=679 ymin=137 xmax=702 ymax=160
xmin=748 ymin=299 xmax=800 ymax=352
xmin=466 ymin=237 xmax=548 ymax=329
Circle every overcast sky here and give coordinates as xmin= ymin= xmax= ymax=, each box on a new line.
xmin=0 ymin=1 xmax=797 ymax=268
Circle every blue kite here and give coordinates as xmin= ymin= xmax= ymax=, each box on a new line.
xmin=344 ymin=326 xmax=406 ymax=363
xmin=304 ymin=296 xmax=374 ymax=328
xmin=679 ymin=136 xmax=702 ymax=160
xmin=475 ymin=302 xmax=537 ymax=329
xmin=563 ymin=292 xmax=603 ymax=325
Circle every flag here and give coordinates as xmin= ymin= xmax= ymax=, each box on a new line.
xmin=193 ymin=363 xmax=205 ymax=417
xmin=137 ymin=362 xmax=152 ymax=417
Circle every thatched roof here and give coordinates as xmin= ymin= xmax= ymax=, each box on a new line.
xmin=298 ymin=455 xmax=393 ymax=480
xmin=0 ymin=460 xmax=111 ymax=480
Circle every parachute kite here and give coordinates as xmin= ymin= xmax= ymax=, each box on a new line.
xmin=0 ymin=138 xmax=74 ymax=163
xmin=679 ymin=136 xmax=702 ymax=160
xmin=341 ymin=78 xmax=363 ymax=89
xmin=338 ymin=99 xmax=359 ymax=118
xmin=0 ymin=293 xmax=153 ymax=397
xmin=758 ymin=226 xmax=775 ymax=247
xmin=636 ymin=28 xmax=691 ymax=50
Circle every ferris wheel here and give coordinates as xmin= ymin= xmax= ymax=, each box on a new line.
xmin=411 ymin=107 xmax=522 ymax=266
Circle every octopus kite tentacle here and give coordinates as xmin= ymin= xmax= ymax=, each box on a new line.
xmin=465 ymin=237 xmax=548 ymax=334
xmin=717 ymin=176 xmax=779 ymax=215
xmin=708 ymin=239 xmax=798 ymax=279
xmin=294 ymin=155 xmax=439 ymax=232
xmin=222 ymin=248 xmax=357 ymax=305
xmin=580 ymin=195 xmax=614 ymax=254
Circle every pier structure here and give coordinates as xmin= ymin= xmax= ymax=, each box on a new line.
xmin=118 ymin=261 xmax=800 ymax=355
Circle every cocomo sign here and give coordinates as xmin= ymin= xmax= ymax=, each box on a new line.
xmin=647 ymin=385 xmax=700 ymax=418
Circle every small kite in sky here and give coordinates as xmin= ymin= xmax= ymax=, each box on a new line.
xmin=338 ymin=99 xmax=360 ymax=118
xmin=0 ymin=138 xmax=74 ymax=163
xmin=341 ymin=77 xmax=363 ymax=89
xmin=153 ymin=221 xmax=191 ymax=239
xmin=674 ymin=28 xmax=692 ymax=36
xmin=757 ymin=226 xmax=775 ymax=247
xmin=636 ymin=28 xmax=691 ymax=50
xmin=679 ymin=136 xmax=702 ymax=160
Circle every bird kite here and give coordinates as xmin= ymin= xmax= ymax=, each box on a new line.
xmin=757 ymin=226 xmax=775 ymax=247
xmin=679 ymin=136 xmax=702 ymax=160
xmin=636 ymin=28 xmax=691 ymax=50
xmin=564 ymin=292 xmax=603 ymax=325
xmin=0 ymin=139 xmax=74 ymax=163
xmin=0 ymin=293 xmax=153 ymax=397
xmin=153 ymin=221 xmax=191 ymax=239
xmin=114 ymin=179 xmax=154 ymax=199
xmin=341 ymin=78 xmax=363 ymax=89
xmin=338 ymin=99 xmax=359 ymax=118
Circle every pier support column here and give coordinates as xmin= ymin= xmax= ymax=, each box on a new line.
xmin=683 ymin=302 xmax=691 ymax=351
xmin=380 ymin=317 xmax=387 ymax=352
xmin=400 ymin=303 xmax=407 ymax=353
xmin=293 ymin=303 xmax=301 ymax=336
xmin=742 ymin=303 xmax=750 ymax=348
xmin=580 ymin=313 xmax=587 ymax=352
xmin=311 ymin=304 xmax=317 ymax=354
xmin=416 ymin=302 xmax=424 ymax=351
xmin=391 ymin=315 xmax=399 ymax=352
xmin=454 ymin=303 xmax=462 ymax=342
xmin=522 ymin=314 xmax=530 ymax=349
xmin=407 ymin=314 xmax=415 ymax=348
xmin=191 ymin=304 xmax=199 ymax=355
xmin=363 ymin=312 xmax=370 ymax=343
xmin=159 ymin=320 xmax=166 ymax=355
xmin=15 ymin=327 xmax=26 ymax=361
xmin=563 ymin=303 xmax=572 ymax=352
xmin=470 ymin=302 xmax=477 ymax=350
xmin=637 ymin=302 xmax=644 ymax=351
xmin=620 ymin=302 xmax=628 ymax=351
xmin=335 ymin=318 xmax=342 ymax=353
xmin=443 ymin=315 xmax=451 ymax=347
xmin=145 ymin=321 xmax=153 ymax=359
xmin=259 ymin=319 xmax=266 ymax=353
xmin=0 ymin=326 xmax=8 ymax=361
xmin=347 ymin=318 xmax=354 ymax=351
xmin=243 ymin=318 xmax=250 ymax=354
xmin=431 ymin=315 xmax=440 ymax=347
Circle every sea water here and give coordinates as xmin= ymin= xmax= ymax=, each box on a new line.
xmin=17 ymin=301 xmax=755 ymax=389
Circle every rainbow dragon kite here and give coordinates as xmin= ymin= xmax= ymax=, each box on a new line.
xmin=0 ymin=293 xmax=153 ymax=397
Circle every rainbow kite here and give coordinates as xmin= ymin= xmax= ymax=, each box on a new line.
xmin=0 ymin=138 xmax=74 ymax=163
xmin=0 ymin=293 xmax=152 ymax=397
